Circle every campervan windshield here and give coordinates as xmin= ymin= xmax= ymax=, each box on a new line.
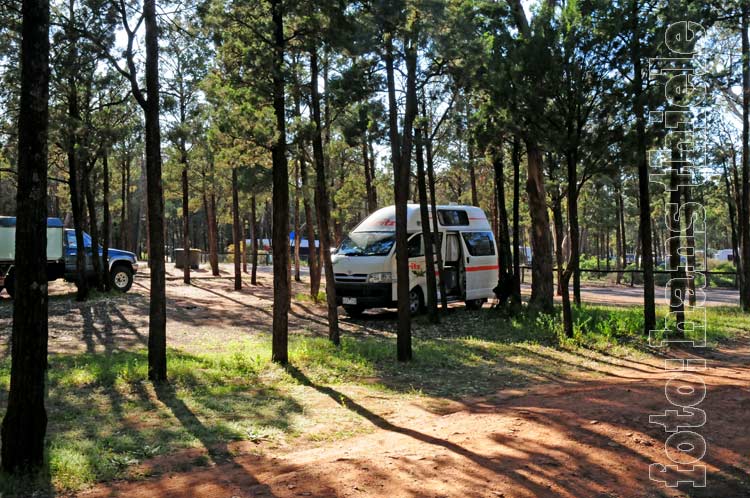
xmin=338 ymin=232 xmax=395 ymax=256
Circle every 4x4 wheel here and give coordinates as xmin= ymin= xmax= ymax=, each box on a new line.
xmin=110 ymin=265 xmax=133 ymax=292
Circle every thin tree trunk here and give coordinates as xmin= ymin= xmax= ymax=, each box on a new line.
xmin=511 ymin=136 xmax=521 ymax=305
xmin=742 ymin=3 xmax=750 ymax=311
xmin=85 ymin=164 xmax=104 ymax=291
xmin=723 ymin=160 xmax=740 ymax=277
xmin=65 ymin=5 xmax=88 ymax=301
xmin=232 ymin=167 xmax=242 ymax=291
xmin=310 ymin=44 xmax=339 ymax=345
xmin=632 ymin=0 xmax=656 ymax=332
xmin=669 ymin=141 xmax=685 ymax=333
xmin=385 ymin=30 xmax=415 ymax=361
xmin=143 ymin=0 xmax=167 ymax=382
xmin=552 ymin=189 xmax=565 ymax=297
xmin=251 ymin=194 xmax=259 ymax=285
xmin=424 ymin=101 xmax=448 ymax=312
xmin=363 ymin=135 xmax=376 ymax=214
xmin=300 ymin=143 xmax=320 ymax=298
xmin=416 ymin=126 xmax=438 ymax=323
xmin=1 ymin=0 xmax=50 ymax=470
xmin=181 ymin=146 xmax=190 ymax=284
xmin=102 ymin=145 xmax=110 ymax=291
xmin=493 ymin=144 xmax=514 ymax=306
xmin=293 ymin=161 xmax=301 ymax=282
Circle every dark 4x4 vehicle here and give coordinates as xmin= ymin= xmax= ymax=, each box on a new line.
xmin=0 ymin=216 xmax=138 ymax=298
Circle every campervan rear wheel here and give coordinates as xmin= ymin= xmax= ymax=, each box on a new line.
xmin=343 ymin=305 xmax=365 ymax=318
xmin=409 ymin=288 xmax=424 ymax=316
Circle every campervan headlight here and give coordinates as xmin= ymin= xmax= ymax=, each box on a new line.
xmin=367 ymin=272 xmax=392 ymax=283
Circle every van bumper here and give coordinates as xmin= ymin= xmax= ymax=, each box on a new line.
xmin=335 ymin=282 xmax=393 ymax=308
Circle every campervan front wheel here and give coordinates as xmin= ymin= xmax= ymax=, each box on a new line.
xmin=409 ymin=288 xmax=424 ymax=316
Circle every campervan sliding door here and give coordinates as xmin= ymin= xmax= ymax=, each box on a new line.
xmin=459 ymin=231 xmax=498 ymax=300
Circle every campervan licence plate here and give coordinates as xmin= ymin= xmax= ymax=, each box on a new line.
xmin=343 ymin=297 xmax=357 ymax=305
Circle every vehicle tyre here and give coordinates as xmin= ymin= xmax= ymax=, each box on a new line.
xmin=409 ymin=287 xmax=425 ymax=316
xmin=465 ymin=298 xmax=485 ymax=311
xmin=4 ymin=272 xmax=14 ymax=299
xmin=110 ymin=265 xmax=133 ymax=292
xmin=343 ymin=304 xmax=365 ymax=318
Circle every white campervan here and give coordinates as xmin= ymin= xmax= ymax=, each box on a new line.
xmin=332 ymin=204 xmax=499 ymax=317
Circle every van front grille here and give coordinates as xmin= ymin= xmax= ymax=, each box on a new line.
xmin=334 ymin=273 xmax=367 ymax=282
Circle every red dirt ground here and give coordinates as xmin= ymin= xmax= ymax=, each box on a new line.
xmin=81 ymin=344 xmax=750 ymax=497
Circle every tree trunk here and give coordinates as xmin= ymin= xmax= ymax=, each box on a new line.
xmin=415 ymin=126 xmax=438 ymax=323
xmin=311 ymin=45 xmax=340 ymax=345
xmin=385 ymin=30 xmax=415 ymax=361
xmin=424 ymin=101 xmax=448 ymax=312
xmin=493 ymin=144 xmax=514 ymax=306
xmin=251 ymin=194 xmax=259 ymax=285
xmin=742 ymin=3 xmax=750 ymax=311
xmin=525 ymin=141 xmax=554 ymax=313
xmin=560 ymin=151 xmax=580 ymax=338
xmin=615 ymin=180 xmax=626 ymax=285
xmin=723 ymin=160 xmax=740 ymax=277
xmin=181 ymin=145 xmax=190 ymax=285
xmin=120 ymin=157 xmax=128 ymax=249
xmin=293 ymin=161 xmax=301 ymax=282
xmin=632 ymin=0 xmax=656 ymax=332
xmin=144 ymin=0 xmax=167 ymax=382
xmin=300 ymin=141 xmax=320 ymax=298
xmin=669 ymin=141 xmax=685 ymax=333
xmin=84 ymin=165 xmax=104 ymax=291
xmin=468 ymin=140 xmax=478 ymax=207
xmin=207 ymin=179 xmax=219 ymax=276
xmin=363 ymin=135 xmax=376 ymax=214
xmin=511 ymin=136 xmax=522 ymax=305
xmin=232 ymin=167 xmax=242 ymax=291
xmin=552 ymin=189 xmax=565 ymax=297
xmin=1 ymin=0 xmax=50 ymax=471
xmin=102 ymin=146 xmax=111 ymax=291
xmin=270 ymin=0 xmax=290 ymax=363
xmin=66 ymin=13 xmax=88 ymax=301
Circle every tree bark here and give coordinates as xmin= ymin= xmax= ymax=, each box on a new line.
xmin=181 ymin=145 xmax=190 ymax=285
xmin=416 ymin=126 xmax=438 ymax=323
xmin=65 ymin=1 xmax=88 ymax=301
xmin=493 ymin=144 xmax=514 ymax=306
xmin=102 ymin=146 xmax=111 ymax=291
xmin=385 ymin=29 xmax=415 ymax=361
xmin=270 ymin=0 xmax=290 ymax=363
xmin=742 ymin=3 xmax=750 ymax=311
xmin=669 ymin=141 xmax=685 ymax=333
xmin=143 ymin=0 xmax=167 ymax=382
xmin=84 ymin=164 xmax=104 ymax=291
xmin=311 ymin=45 xmax=340 ymax=345
xmin=251 ymin=194 xmax=259 ymax=285
xmin=632 ymin=0 xmax=656 ymax=332
xmin=511 ymin=136 xmax=522 ymax=305
xmin=525 ymin=141 xmax=554 ymax=313
xmin=232 ymin=167 xmax=242 ymax=291
xmin=1 ymin=0 xmax=50 ymax=471
xmin=293 ymin=161 xmax=301 ymax=282
xmin=363 ymin=135 xmax=375 ymax=213
xmin=424 ymin=103 xmax=448 ymax=312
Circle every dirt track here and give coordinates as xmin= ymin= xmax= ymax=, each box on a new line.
xmin=82 ymin=342 xmax=750 ymax=498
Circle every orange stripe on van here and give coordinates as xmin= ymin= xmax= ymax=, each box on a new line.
xmin=465 ymin=265 xmax=499 ymax=272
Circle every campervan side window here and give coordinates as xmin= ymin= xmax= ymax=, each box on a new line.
xmin=437 ymin=209 xmax=469 ymax=226
xmin=408 ymin=234 xmax=424 ymax=258
xmin=461 ymin=232 xmax=495 ymax=256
